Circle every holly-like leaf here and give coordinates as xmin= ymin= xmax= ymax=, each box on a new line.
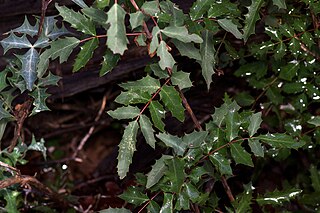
xmin=30 ymin=87 xmax=50 ymax=113
xmin=149 ymin=26 xmax=160 ymax=55
xmin=106 ymin=3 xmax=128 ymax=55
xmin=130 ymin=11 xmax=145 ymax=29
xmin=183 ymin=131 xmax=208 ymax=148
xmin=115 ymin=90 xmax=150 ymax=105
xmin=73 ymin=38 xmax=99 ymax=72
xmin=139 ymin=115 xmax=156 ymax=149
xmin=71 ymin=0 xmax=88 ymax=8
xmin=160 ymin=85 xmax=185 ymax=122
xmin=230 ymin=143 xmax=254 ymax=167
xmin=12 ymin=16 xmax=39 ymax=37
xmin=200 ymin=30 xmax=216 ymax=89
xmin=82 ymin=7 xmax=108 ymax=27
xmin=248 ymin=138 xmax=264 ymax=157
xmin=243 ymin=0 xmax=263 ymax=42
xmin=157 ymin=41 xmax=176 ymax=70
xmin=165 ymin=158 xmax=185 ymax=193
xmin=108 ymin=105 xmax=140 ymax=120
xmin=117 ymin=121 xmax=138 ymax=179
xmin=157 ymin=133 xmax=186 ymax=156
xmin=120 ymin=75 xmax=160 ymax=94
xmin=160 ymin=193 xmax=174 ymax=213
xmin=43 ymin=16 xmax=70 ymax=40
xmin=37 ymin=37 xmax=80 ymax=77
xmin=0 ymin=34 xmax=32 ymax=53
xmin=149 ymin=101 xmax=165 ymax=132
xmin=94 ymin=0 xmax=110 ymax=9
xmin=171 ymin=71 xmax=193 ymax=90
xmin=209 ymin=152 xmax=233 ymax=175
xmin=119 ymin=186 xmax=149 ymax=205
xmin=185 ymin=183 xmax=200 ymax=202
xmin=28 ymin=136 xmax=47 ymax=160
xmin=273 ymin=0 xmax=287 ymax=9
xmin=190 ymin=0 xmax=211 ymax=21
xmin=217 ymin=18 xmax=242 ymax=39
xmin=258 ymin=133 xmax=305 ymax=149
xmin=279 ymin=62 xmax=300 ymax=81
xmin=4 ymin=190 xmax=20 ymax=213
xmin=141 ymin=1 xmax=160 ymax=16
xmin=226 ymin=109 xmax=240 ymax=141
xmin=33 ymin=36 xmax=50 ymax=49
xmin=248 ymin=112 xmax=262 ymax=137
xmin=147 ymin=201 xmax=160 ymax=213
xmin=56 ymin=4 xmax=96 ymax=35
xmin=18 ymin=48 xmax=39 ymax=91
xmin=161 ymin=26 xmax=203 ymax=43
xmin=308 ymin=116 xmax=320 ymax=127
xmin=211 ymin=101 xmax=240 ymax=127
xmin=0 ymin=101 xmax=12 ymax=120
xmin=100 ymin=48 xmax=120 ymax=76
xmin=172 ymin=39 xmax=201 ymax=60
xmin=146 ymin=155 xmax=172 ymax=188
xmin=159 ymin=1 xmax=185 ymax=26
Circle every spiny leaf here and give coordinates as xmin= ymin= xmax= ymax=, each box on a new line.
xmin=38 ymin=73 xmax=61 ymax=87
xmin=256 ymin=188 xmax=302 ymax=205
xmin=12 ymin=16 xmax=38 ymax=37
xmin=157 ymin=41 xmax=176 ymax=70
xmin=190 ymin=0 xmax=212 ymax=21
xmin=42 ymin=16 xmax=70 ymax=40
xmin=82 ymin=7 xmax=108 ymax=27
xmin=243 ymin=0 xmax=263 ymax=42
xmin=279 ymin=62 xmax=300 ymax=81
xmin=119 ymin=186 xmax=149 ymax=206
xmin=185 ymin=183 xmax=200 ymax=202
xmin=71 ymin=0 xmax=88 ymax=8
xmin=230 ymin=143 xmax=254 ymax=167
xmin=183 ymin=131 xmax=208 ymax=148
xmin=160 ymin=85 xmax=185 ymax=122
xmin=94 ymin=0 xmax=110 ymax=9
xmin=209 ymin=152 xmax=233 ymax=175
xmin=258 ymin=133 xmax=305 ymax=149
xmin=139 ymin=115 xmax=156 ymax=149
xmin=106 ymin=3 xmax=128 ymax=55
xmin=56 ymin=4 xmax=96 ymax=35
xmin=115 ymin=90 xmax=150 ymax=105
xmin=100 ymin=48 xmax=120 ymax=76
xmin=172 ymin=39 xmax=201 ymax=60
xmin=33 ymin=36 xmax=50 ymax=48
xmin=248 ymin=112 xmax=262 ymax=137
xmin=212 ymin=100 xmax=240 ymax=127
xmin=226 ymin=109 xmax=240 ymax=141
xmin=149 ymin=101 xmax=165 ymax=132
xmin=160 ymin=193 xmax=174 ymax=213
xmin=107 ymin=105 xmax=140 ymax=120
xmin=171 ymin=71 xmax=193 ymax=90
xmin=217 ymin=18 xmax=242 ymax=39
xmin=28 ymin=136 xmax=47 ymax=160
xmin=157 ymin=133 xmax=186 ymax=156
xmin=159 ymin=1 xmax=185 ymax=26
xmin=200 ymin=30 xmax=216 ymax=89
xmin=120 ymin=75 xmax=160 ymax=94
xmin=73 ymin=38 xmax=99 ymax=72
xmin=117 ymin=121 xmax=138 ymax=179
xmin=165 ymin=158 xmax=185 ymax=193
xmin=141 ymin=1 xmax=160 ymax=16
xmin=161 ymin=26 xmax=203 ymax=43
xmin=18 ymin=48 xmax=39 ymax=91
xmin=146 ymin=155 xmax=172 ymax=188
xmin=0 ymin=101 xmax=12 ymax=120
xmin=1 ymin=34 xmax=32 ymax=53
xmin=30 ymin=87 xmax=50 ymax=113
xmin=248 ymin=138 xmax=264 ymax=157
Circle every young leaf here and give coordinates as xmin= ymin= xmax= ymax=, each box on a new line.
xmin=120 ymin=75 xmax=160 ymax=94
xmin=200 ymin=30 xmax=216 ymax=89
xmin=160 ymin=85 xmax=185 ymax=122
xmin=106 ymin=3 xmax=128 ymax=55
xmin=100 ymin=48 xmax=120 ymax=76
xmin=209 ymin=152 xmax=233 ymax=175
xmin=157 ymin=133 xmax=186 ymax=156
xmin=107 ymin=106 xmax=140 ymax=120
xmin=149 ymin=101 xmax=165 ymax=132
xmin=18 ymin=48 xmax=39 ymax=91
xmin=172 ymin=39 xmax=201 ymax=61
xmin=157 ymin=41 xmax=176 ymax=70
xmin=146 ymin=155 xmax=172 ymax=188
xmin=0 ymin=34 xmax=32 ymax=53
xmin=161 ymin=26 xmax=203 ymax=43
xmin=258 ymin=133 xmax=305 ymax=149
xmin=243 ymin=0 xmax=264 ymax=42
xmin=119 ymin=186 xmax=149 ymax=205
xmin=248 ymin=138 xmax=264 ymax=157
xmin=56 ymin=4 xmax=96 ymax=35
xmin=165 ymin=158 xmax=185 ymax=193
xmin=230 ymin=143 xmax=254 ymax=167
xmin=117 ymin=121 xmax=139 ymax=179
xmin=73 ymin=38 xmax=99 ymax=72
xmin=171 ymin=71 xmax=193 ymax=90
xmin=71 ymin=0 xmax=88 ymax=8
xmin=115 ymin=90 xmax=150 ymax=105
xmin=217 ymin=18 xmax=243 ymax=39
xmin=248 ymin=112 xmax=262 ymax=137
xmin=139 ymin=115 xmax=156 ymax=149
xmin=12 ymin=16 xmax=39 ymax=37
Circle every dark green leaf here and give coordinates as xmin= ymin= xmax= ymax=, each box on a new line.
xmin=94 ymin=0 xmax=110 ymax=9
xmin=100 ymin=48 xmax=120 ymax=76
xmin=120 ymin=75 xmax=160 ymax=94
xmin=183 ymin=130 xmax=208 ymax=148
xmin=160 ymin=193 xmax=173 ymax=213
xmin=190 ymin=0 xmax=211 ymax=21
xmin=4 ymin=190 xmax=20 ymax=213
xmin=149 ymin=101 xmax=165 ymax=132
xmin=273 ymin=0 xmax=287 ymax=9
xmin=185 ymin=182 xmax=200 ymax=202
xmin=172 ymin=39 xmax=201 ymax=60
xmin=119 ymin=186 xmax=149 ymax=205
xmin=160 ymin=85 xmax=185 ymax=122
xmin=175 ymin=191 xmax=189 ymax=210
xmin=139 ymin=115 xmax=156 ymax=149
xmin=82 ymin=7 xmax=108 ymax=26
xmin=308 ymin=116 xmax=320 ymax=127
xmin=210 ymin=152 xmax=233 ymax=175
xmin=165 ymin=158 xmax=185 ymax=193
xmin=162 ymin=26 xmax=203 ymax=43
xmin=248 ymin=112 xmax=262 ymax=137
xmin=99 ymin=208 xmax=131 ymax=213
xmin=73 ymin=38 xmax=99 ymax=72
xmin=38 ymin=73 xmax=61 ymax=87
xmin=107 ymin=106 xmax=140 ymax=120
xmin=258 ymin=133 xmax=305 ymax=149
xmin=217 ymin=18 xmax=242 ymax=39
xmin=235 ymin=92 xmax=255 ymax=107
xmin=115 ymin=90 xmax=150 ymax=105
xmin=243 ymin=0 xmax=264 ymax=42
xmin=279 ymin=62 xmax=300 ymax=81
xmin=159 ymin=1 xmax=185 ymax=26
xmin=171 ymin=71 xmax=193 ymax=90
xmin=147 ymin=200 xmax=161 ymax=213
xmin=230 ymin=143 xmax=254 ymax=167
xmin=146 ymin=155 xmax=172 ymax=188
xmin=226 ymin=109 xmax=240 ymax=141
xmin=248 ymin=138 xmax=264 ymax=157
xmin=157 ymin=133 xmax=186 ymax=156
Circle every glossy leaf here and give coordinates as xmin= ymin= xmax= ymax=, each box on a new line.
xmin=248 ymin=138 xmax=264 ymax=157
xmin=30 ymin=87 xmax=50 ymax=113
xmin=0 ymin=34 xmax=32 ymax=53
xmin=106 ymin=4 xmax=128 ymax=55
xmin=160 ymin=193 xmax=173 ymax=213
xmin=149 ymin=101 xmax=165 ymax=132
xmin=119 ymin=186 xmax=149 ymax=205
xmin=73 ymin=38 xmax=98 ymax=72
xmin=157 ymin=41 xmax=175 ymax=70
xmin=117 ymin=120 xmax=138 ymax=179
xmin=243 ymin=0 xmax=263 ymax=42
xmin=71 ymin=0 xmax=88 ymax=8
xmin=210 ymin=152 xmax=233 ymax=175
xmin=165 ymin=158 xmax=185 ymax=193
xmin=258 ymin=133 xmax=305 ymax=149
xmin=157 ymin=133 xmax=186 ymax=156
xmin=107 ymin=105 xmax=140 ymax=120
xmin=172 ymin=39 xmax=201 ymax=61
xmin=162 ymin=26 xmax=203 ymax=43
xmin=190 ymin=0 xmax=211 ymax=21
xmin=147 ymin=200 xmax=161 ymax=213
xmin=160 ymin=85 xmax=185 ymax=122
xmin=183 ymin=130 xmax=208 ymax=148
xmin=139 ymin=115 xmax=156 ymax=149
xmin=100 ymin=48 xmax=120 ymax=76
xmin=279 ymin=62 xmax=300 ymax=81
xmin=115 ymin=90 xmax=150 ymax=105
xmin=230 ymin=143 xmax=254 ymax=167
xmin=171 ymin=71 xmax=193 ymax=90
xmin=185 ymin=182 xmax=200 ymax=202
xmin=120 ymin=75 xmax=160 ymax=95
xmin=256 ymin=188 xmax=302 ymax=205
xmin=18 ymin=48 xmax=39 ymax=91
xmin=217 ymin=18 xmax=242 ymax=39
xmin=146 ymin=155 xmax=172 ymax=188
xmin=226 ymin=109 xmax=240 ymax=141
xmin=248 ymin=112 xmax=262 ymax=137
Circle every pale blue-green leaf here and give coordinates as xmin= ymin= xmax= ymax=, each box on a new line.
xmin=209 ymin=152 xmax=233 ymax=175
xmin=171 ymin=71 xmax=193 ymax=90
xmin=33 ymin=36 xmax=50 ymax=48
xmin=157 ymin=133 xmax=186 ymax=156
xmin=139 ymin=115 xmax=156 ymax=149
xmin=243 ymin=0 xmax=263 ymax=42
xmin=200 ymin=30 xmax=216 ymax=89
xmin=120 ymin=75 xmax=160 ymax=94
xmin=12 ymin=16 xmax=39 ymax=37
xmin=18 ymin=48 xmax=39 ymax=91
xmin=117 ymin=121 xmax=138 ymax=179
xmin=183 ymin=130 xmax=208 ymax=148
xmin=44 ymin=16 xmax=70 ymax=40
xmin=160 ymin=85 xmax=185 ymax=122
xmin=99 ymin=208 xmax=131 ymax=213
xmin=1 ymin=34 xmax=32 ymax=53
xmin=256 ymin=188 xmax=302 ymax=205
xmin=106 ymin=4 xmax=128 ymax=55
xmin=56 ymin=4 xmax=95 ymax=35
xmin=72 ymin=0 xmax=88 ymax=8
xmin=248 ymin=138 xmax=264 ymax=157
xmin=100 ymin=48 xmax=120 ymax=76
xmin=273 ymin=0 xmax=287 ymax=9
xmin=248 ymin=112 xmax=262 ymax=137
xmin=162 ymin=26 xmax=203 ymax=43
xmin=258 ymin=133 xmax=305 ymax=149
xmin=175 ymin=191 xmax=189 ymax=210
xmin=82 ymin=7 xmax=108 ymax=26
xmin=115 ymin=90 xmax=150 ymax=105
xmin=310 ymin=165 xmax=320 ymax=192
xmin=73 ymin=38 xmax=99 ymax=72
xmin=37 ymin=37 xmax=80 ymax=77
xmin=149 ymin=26 xmax=161 ymax=55
xmin=149 ymin=63 xmax=169 ymax=79
xmin=149 ymin=101 xmax=165 ymax=132
xmin=230 ymin=143 xmax=254 ymax=167
xmin=130 ymin=11 xmax=145 ymax=29
xmin=108 ymin=105 xmax=140 ymax=120
xmin=157 ymin=41 xmax=176 ymax=70
xmin=160 ymin=193 xmax=173 ymax=213
xmin=217 ymin=18 xmax=242 ymax=39
xmin=226 ymin=109 xmax=240 ymax=141
xmin=172 ymin=39 xmax=201 ymax=60
xmin=190 ymin=0 xmax=211 ymax=21
xmin=30 ymin=87 xmax=50 ymax=113
xmin=119 ymin=186 xmax=149 ymax=205
xmin=308 ymin=116 xmax=320 ymax=127
xmin=28 ymin=136 xmax=47 ymax=160
xmin=165 ymin=158 xmax=185 ymax=193
xmin=146 ymin=155 xmax=172 ymax=188
xmin=141 ymin=1 xmax=160 ymax=16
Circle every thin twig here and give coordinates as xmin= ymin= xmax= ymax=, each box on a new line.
xmin=300 ymin=42 xmax=320 ymax=62
xmin=38 ymin=0 xmax=53 ymax=37
xmin=137 ymin=191 xmax=161 ymax=213
xmin=221 ymin=175 xmax=235 ymax=202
